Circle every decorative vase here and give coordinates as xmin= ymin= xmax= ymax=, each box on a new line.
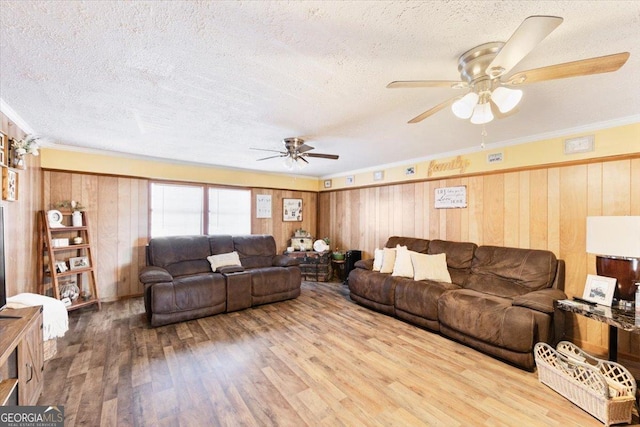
xmin=72 ymin=211 xmax=83 ymax=227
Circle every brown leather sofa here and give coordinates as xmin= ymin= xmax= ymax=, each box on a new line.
xmin=139 ymin=234 xmax=301 ymax=327
xmin=348 ymin=236 xmax=566 ymax=370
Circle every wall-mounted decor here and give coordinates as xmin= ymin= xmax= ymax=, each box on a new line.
xmin=256 ymin=194 xmax=272 ymax=218
xmin=283 ymin=198 xmax=302 ymax=222
xmin=373 ymin=171 xmax=384 ymax=181
xmin=405 ymin=166 xmax=416 ymax=175
xmin=582 ymin=274 xmax=616 ymax=307
xmin=345 ymin=176 xmax=354 ymax=185
xmin=9 ymin=135 xmax=40 ymax=170
xmin=324 ymin=179 xmax=332 ymax=189
xmin=487 ymin=152 xmax=504 ymax=164
xmin=2 ymin=168 xmax=18 ymax=201
xmin=434 ymin=185 xmax=467 ymax=209
xmin=0 ymin=131 xmax=7 ymax=167
xmin=564 ymin=135 xmax=594 ymax=154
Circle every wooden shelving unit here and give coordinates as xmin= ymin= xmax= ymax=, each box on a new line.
xmin=37 ymin=211 xmax=101 ymax=311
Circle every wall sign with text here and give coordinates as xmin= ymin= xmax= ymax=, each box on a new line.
xmin=434 ymin=186 xmax=467 ymax=209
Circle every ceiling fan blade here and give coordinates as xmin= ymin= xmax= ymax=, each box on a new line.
xmin=387 ymin=80 xmax=467 ymax=89
xmin=503 ymin=52 xmax=630 ymax=85
xmin=487 ymin=15 xmax=563 ymax=78
xmin=305 ymin=153 xmax=339 ymax=160
xmin=297 ymin=144 xmax=315 ymax=153
xmin=407 ymin=96 xmax=458 ymax=124
xmin=297 ymin=156 xmax=309 ymax=164
xmin=257 ymin=154 xmax=286 ymax=161
xmin=251 ymin=147 xmax=284 ymax=154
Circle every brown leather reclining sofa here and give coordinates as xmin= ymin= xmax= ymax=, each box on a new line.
xmin=348 ymin=236 xmax=566 ymax=370
xmin=139 ymin=234 xmax=301 ymax=327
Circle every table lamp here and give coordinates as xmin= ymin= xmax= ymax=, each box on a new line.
xmin=586 ymin=216 xmax=640 ymax=302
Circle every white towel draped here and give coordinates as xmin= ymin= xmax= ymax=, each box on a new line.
xmin=6 ymin=293 xmax=69 ymax=340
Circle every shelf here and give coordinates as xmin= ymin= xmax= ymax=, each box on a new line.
xmin=49 ymin=244 xmax=90 ymax=252
xmin=49 ymin=226 xmax=88 ymax=232
xmin=66 ymin=297 xmax=99 ymax=311
xmin=0 ymin=379 xmax=18 ymax=406
xmin=56 ymin=267 xmax=93 ymax=277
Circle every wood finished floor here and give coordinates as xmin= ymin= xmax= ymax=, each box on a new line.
xmin=39 ymin=281 xmax=639 ymax=427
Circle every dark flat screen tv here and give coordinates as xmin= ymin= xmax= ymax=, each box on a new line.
xmin=0 ymin=206 xmax=6 ymax=311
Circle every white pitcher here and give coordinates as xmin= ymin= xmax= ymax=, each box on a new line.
xmin=72 ymin=211 xmax=83 ymax=227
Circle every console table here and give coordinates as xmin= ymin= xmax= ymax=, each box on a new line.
xmin=286 ymin=251 xmax=332 ymax=282
xmin=0 ymin=306 xmax=44 ymax=406
xmin=556 ymin=299 xmax=640 ymax=362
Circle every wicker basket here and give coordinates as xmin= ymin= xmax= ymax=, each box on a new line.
xmin=534 ymin=341 xmax=637 ymax=426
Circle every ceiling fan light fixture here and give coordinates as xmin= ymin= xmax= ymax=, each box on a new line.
xmin=451 ymin=92 xmax=479 ymax=119
xmin=470 ymin=102 xmax=494 ymax=124
xmin=491 ymin=86 xmax=523 ymax=113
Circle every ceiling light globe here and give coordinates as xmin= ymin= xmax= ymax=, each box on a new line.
xmin=451 ymin=92 xmax=479 ymax=119
xmin=470 ymin=102 xmax=494 ymax=125
xmin=491 ymin=86 xmax=523 ymax=113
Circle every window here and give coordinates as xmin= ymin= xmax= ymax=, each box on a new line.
xmin=208 ymin=188 xmax=251 ymax=235
xmin=150 ymin=182 xmax=251 ymax=238
xmin=150 ymin=183 xmax=203 ymax=237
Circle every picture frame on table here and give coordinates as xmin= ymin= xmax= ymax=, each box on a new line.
xmin=582 ymin=274 xmax=616 ymax=306
xmin=283 ymin=198 xmax=302 ymax=222
xmin=69 ymin=256 xmax=90 ymax=270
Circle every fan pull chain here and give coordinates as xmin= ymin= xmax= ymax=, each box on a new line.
xmin=480 ymin=125 xmax=487 ymax=149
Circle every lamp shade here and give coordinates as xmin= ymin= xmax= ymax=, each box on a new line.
xmin=451 ymin=92 xmax=479 ymax=119
xmin=470 ymin=102 xmax=493 ymax=124
xmin=491 ymin=86 xmax=523 ymax=113
xmin=586 ymin=216 xmax=640 ymax=258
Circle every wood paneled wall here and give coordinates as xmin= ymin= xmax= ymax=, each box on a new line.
xmin=1 ymin=113 xmax=42 ymax=298
xmin=318 ymin=156 xmax=640 ymax=359
xmin=42 ymin=172 xmax=318 ymax=301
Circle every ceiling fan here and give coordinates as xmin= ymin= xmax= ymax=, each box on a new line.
xmin=388 ymin=15 xmax=630 ymax=125
xmin=252 ymin=137 xmax=339 ymax=169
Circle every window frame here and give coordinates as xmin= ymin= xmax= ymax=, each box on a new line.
xmin=148 ymin=180 xmax=252 ymax=239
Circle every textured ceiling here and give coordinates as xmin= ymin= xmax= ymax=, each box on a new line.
xmin=1 ymin=1 xmax=639 ymax=177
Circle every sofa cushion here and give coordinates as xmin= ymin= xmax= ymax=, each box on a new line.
xmin=427 ymin=239 xmax=477 ymax=285
xmin=386 ymin=236 xmax=429 ymax=253
xmin=207 ymin=251 xmax=242 ymax=272
xmin=395 ymin=278 xmax=459 ymax=322
xmin=147 ymin=235 xmax=212 ymax=277
xmin=411 ymin=252 xmax=451 ymax=283
xmin=438 ymin=289 xmax=536 ymax=353
xmin=249 ymin=267 xmax=301 ymax=297
xmin=372 ymin=248 xmax=383 ymax=271
xmin=464 ymin=246 xmax=558 ymax=298
xmin=150 ymin=273 xmax=226 ymax=314
xmin=233 ymin=235 xmax=276 ymax=268
xmin=348 ymin=268 xmax=397 ymax=306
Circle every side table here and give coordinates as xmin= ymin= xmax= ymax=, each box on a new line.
xmin=331 ymin=259 xmax=346 ymax=282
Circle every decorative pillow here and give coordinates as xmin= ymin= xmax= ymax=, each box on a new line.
xmin=207 ymin=251 xmax=242 ymax=272
xmin=372 ymin=248 xmax=384 ymax=271
xmin=379 ymin=247 xmax=398 ymax=274
xmin=411 ymin=252 xmax=452 ymax=283
xmin=392 ymin=246 xmax=414 ymax=278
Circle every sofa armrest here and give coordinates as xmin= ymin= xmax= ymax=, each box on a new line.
xmin=139 ymin=266 xmax=173 ymax=284
xmin=272 ymin=254 xmax=301 ymax=267
xmin=354 ymin=259 xmax=373 ymax=270
xmin=512 ymin=288 xmax=567 ymax=314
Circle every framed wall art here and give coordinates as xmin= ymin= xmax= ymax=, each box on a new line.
xmin=2 ymin=168 xmax=18 ymax=201
xmin=283 ymin=198 xmax=302 ymax=222
xmin=256 ymin=194 xmax=272 ymax=218
xmin=69 ymin=256 xmax=90 ymax=270
xmin=582 ymin=274 xmax=616 ymax=306
xmin=0 ymin=130 xmax=7 ymax=167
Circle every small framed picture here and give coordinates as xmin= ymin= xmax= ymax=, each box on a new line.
xmin=0 ymin=130 xmax=6 ymax=167
xmin=2 ymin=168 xmax=18 ymax=201
xmin=373 ymin=171 xmax=384 ymax=181
xmin=323 ymin=179 xmax=332 ymax=189
xmin=345 ymin=176 xmax=354 ymax=185
xmin=405 ymin=166 xmax=416 ymax=175
xmin=582 ymin=274 xmax=616 ymax=306
xmin=283 ymin=198 xmax=302 ymax=222
xmin=55 ymin=261 xmax=68 ymax=273
xmin=69 ymin=256 xmax=90 ymax=270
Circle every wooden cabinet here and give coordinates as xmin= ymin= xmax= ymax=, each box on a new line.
xmin=37 ymin=211 xmax=101 ymax=311
xmin=0 ymin=306 xmax=44 ymax=406
xmin=286 ymin=251 xmax=332 ymax=282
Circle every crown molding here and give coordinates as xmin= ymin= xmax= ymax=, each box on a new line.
xmin=0 ymin=98 xmax=34 ymax=134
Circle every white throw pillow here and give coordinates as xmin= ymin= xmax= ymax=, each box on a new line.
xmin=379 ymin=247 xmax=397 ymax=274
xmin=372 ymin=248 xmax=384 ymax=271
xmin=207 ymin=251 xmax=242 ymax=272
xmin=411 ymin=252 xmax=452 ymax=283
xmin=392 ymin=246 xmax=414 ymax=278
